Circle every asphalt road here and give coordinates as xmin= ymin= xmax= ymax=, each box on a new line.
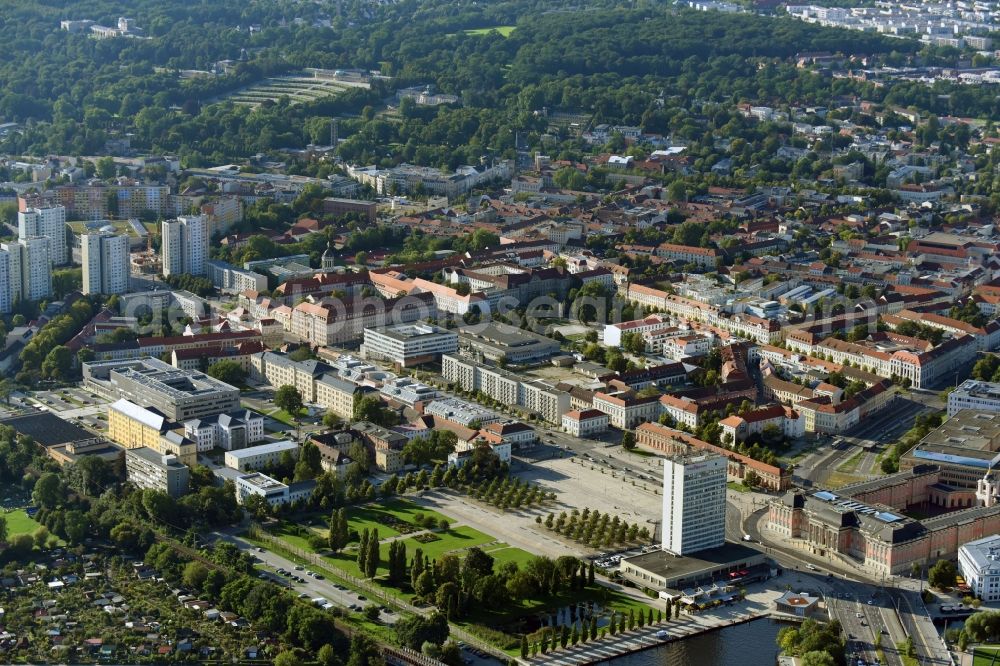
xmin=794 ymin=396 xmax=931 ymax=487
xmin=738 ymin=506 xmax=952 ymax=666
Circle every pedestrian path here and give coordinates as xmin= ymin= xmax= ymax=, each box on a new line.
xmin=520 ymin=613 xmax=778 ymax=665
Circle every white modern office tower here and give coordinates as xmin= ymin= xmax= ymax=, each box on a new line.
xmin=661 ymin=453 xmax=727 ymax=555
xmin=18 ymin=205 xmax=67 ymax=266
xmin=82 ymin=232 xmax=130 ymax=295
xmin=161 ymin=215 xmax=207 ymax=277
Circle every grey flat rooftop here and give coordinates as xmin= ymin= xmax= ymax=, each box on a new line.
xmin=458 ymin=322 xmax=557 ymax=349
xmin=623 ymin=542 xmax=762 ymax=579
xmin=0 ymin=413 xmax=94 ymax=447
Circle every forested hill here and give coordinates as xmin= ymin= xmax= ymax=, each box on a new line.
xmin=0 ymin=0 xmax=986 ymax=164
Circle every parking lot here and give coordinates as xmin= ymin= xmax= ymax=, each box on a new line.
xmin=0 ymin=489 xmax=31 ymax=510
xmin=219 ymin=534 xmax=404 ymax=627
xmin=590 ymin=544 xmax=662 ymax=571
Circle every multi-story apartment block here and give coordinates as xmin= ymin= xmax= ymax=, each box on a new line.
xmin=521 ymin=380 xmax=572 ymax=424
xmin=125 ymin=447 xmax=190 ymax=498
xmin=0 ymin=238 xmax=53 ymax=304
xmin=40 ymin=184 xmax=172 ymax=219
xmin=441 ymin=354 xmax=569 ymax=423
xmin=0 ymin=249 xmax=13 ymax=314
xmin=81 ymin=231 xmax=130 ymax=295
xmin=18 ymin=205 xmax=67 ymax=266
xmin=161 ymin=215 xmax=208 ymax=277
xmin=20 ymin=238 xmax=52 ymax=302
xmin=206 ymin=259 xmax=268 ymax=294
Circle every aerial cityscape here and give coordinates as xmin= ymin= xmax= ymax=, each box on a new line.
xmin=3 ymin=0 xmax=1000 ymax=665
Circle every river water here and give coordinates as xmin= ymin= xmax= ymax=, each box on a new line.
xmin=606 ymin=617 xmax=785 ymax=665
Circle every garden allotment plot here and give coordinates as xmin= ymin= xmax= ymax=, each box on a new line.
xmin=223 ymin=71 xmax=370 ymax=108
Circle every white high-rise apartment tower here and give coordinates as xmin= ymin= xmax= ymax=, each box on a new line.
xmin=661 ymin=453 xmax=727 ymax=556
xmin=82 ymin=232 xmax=130 ymax=295
xmin=0 ymin=249 xmax=12 ymax=314
xmin=0 ymin=238 xmax=52 ymax=309
xmin=161 ymin=215 xmax=207 ymax=277
xmin=18 ymin=237 xmax=52 ymax=302
xmin=18 ymin=205 xmax=67 ymax=266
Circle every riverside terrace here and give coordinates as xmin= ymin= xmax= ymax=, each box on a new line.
xmin=618 ymin=542 xmax=769 ymax=596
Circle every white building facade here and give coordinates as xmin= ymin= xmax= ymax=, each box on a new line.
xmin=19 ymin=205 xmax=67 ymax=266
xmin=661 ymin=453 xmax=727 ymax=555
xmin=161 ymin=215 xmax=208 ymax=277
xmin=82 ymin=231 xmax=130 ymax=295
xmin=948 ymin=380 xmax=1000 ymax=417
xmin=959 ymin=535 xmax=1000 ymax=603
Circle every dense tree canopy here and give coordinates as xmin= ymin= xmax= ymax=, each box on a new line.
xmin=0 ymin=0 xmax=982 ymax=174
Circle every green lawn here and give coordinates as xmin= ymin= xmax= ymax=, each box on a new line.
xmin=398 ymin=525 xmax=495 ymax=560
xmin=727 ymin=481 xmax=753 ymax=493
xmin=482 ymin=544 xmax=537 ymax=568
xmin=299 ymin=498 xmax=453 ymax=542
xmin=315 ymin=526 xmax=496 ymax=591
xmin=271 ymin=522 xmax=317 ymax=553
xmin=261 ymin=509 xmax=659 ymax=656
xmin=267 ymin=408 xmax=303 ymax=426
xmin=464 ymin=25 xmax=516 ymax=37
xmin=361 ymin=498 xmax=451 ymax=531
xmin=3 ymin=509 xmax=42 ymax=536
xmin=836 ymin=450 xmax=865 ymax=474
xmin=974 ymin=646 xmax=1000 ymax=666
xmin=269 ymin=514 xmax=498 ymax=591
